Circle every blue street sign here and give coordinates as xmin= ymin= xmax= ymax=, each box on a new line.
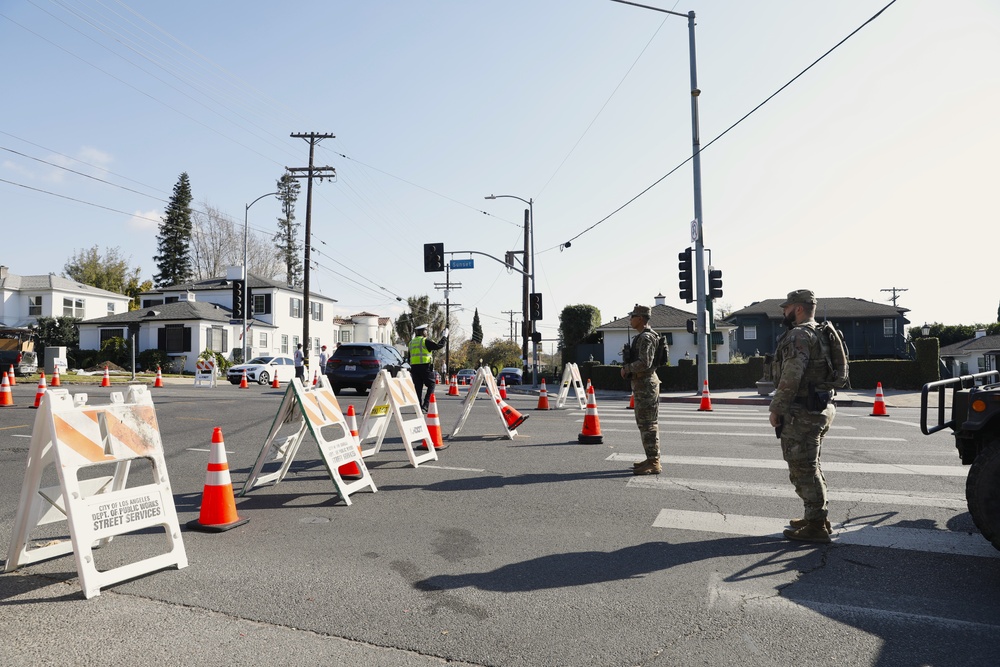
xmin=449 ymin=259 xmax=474 ymax=270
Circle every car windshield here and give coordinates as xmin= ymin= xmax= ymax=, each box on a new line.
xmin=335 ymin=346 xmax=375 ymax=358
xmin=501 ymin=368 xmax=521 ymax=374
xmin=247 ymin=357 xmax=273 ymax=365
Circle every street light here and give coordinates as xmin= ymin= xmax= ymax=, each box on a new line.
xmin=243 ymin=191 xmax=279 ymax=363
xmin=611 ymin=1 xmax=709 ymax=392
xmin=485 ymin=193 xmax=538 ymax=387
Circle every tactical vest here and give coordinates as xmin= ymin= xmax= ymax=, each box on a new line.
xmin=773 ymin=322 xmax=832 ymax=395
xmin=409 ymin=336 xmax=432 ymax=365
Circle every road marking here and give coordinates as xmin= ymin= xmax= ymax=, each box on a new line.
xmin=652 ymin=509 xmax=997 ymax=558
xmin=628 ymin=476 xmax=966 ymax=509
xmin=421 ymin=465 xmax=487 ymax=472
xmin=598 ymin=428 xmax=904 ymax=441
xmin=606 ymin=453 xmax=966 ymax=476
xmin=593 ymin=418 xmax=856 ymax=430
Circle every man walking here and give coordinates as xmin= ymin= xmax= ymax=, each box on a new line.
xmin=409 ymin=324 xmax=448 ymax=412
xmin=620 ymin=304 xmax=663 ymax=475
xmin=768 ymin=289 xmax=837 ymax=544
xmin=293 ymin=343 xmax=305 ymax=382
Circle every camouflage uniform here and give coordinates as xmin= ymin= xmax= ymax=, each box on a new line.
xmin=770 ymin=309 xmax=836 ymax=526
xmin=625 ymin=324 xmax=662 ymax=461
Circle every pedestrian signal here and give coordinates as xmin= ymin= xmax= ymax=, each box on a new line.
xmin=423 ymin=243 xmax=445 ymax=272
xmin=529 ymin=292 xmax=543 ymax=320
xmin=232 ymin=279 xmax=245 ymax=319
xmin=678 ymin=247 xmax=693 ymax=303
xmin=708 ymin=269 xmax=723 ymax=300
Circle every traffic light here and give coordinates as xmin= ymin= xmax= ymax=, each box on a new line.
xmin=686 ymin=318 xmax=696 ymax=334
xmin=529 ymin=292 xmax=543 ymax=320
xmin=232 ymin=279 xmax=245 ymax=319
xmin=423 ymin=243 xmax=444 ymax=272
xmin=708 ymin=269 xmax=723 ymax=300
xmin=678 ymin=247 xmax=693 ymax=303
xmin=247 ymin=286 xmax=254 ymax=315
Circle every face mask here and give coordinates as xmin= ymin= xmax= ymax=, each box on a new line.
xmin=783 ymin=311 xmax=797 ymax=330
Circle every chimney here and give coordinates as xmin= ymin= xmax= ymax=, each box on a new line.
xmin=0 ymin=266 xmax=7 ymax=280
xmin=654 ymin=293 xmax=666 ymax=307
xmin=975 ymin=329 xmax=987 ymax=339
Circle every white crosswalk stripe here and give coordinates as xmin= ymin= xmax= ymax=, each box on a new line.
xmin=606 ymin=453 xmax=965 ymax=476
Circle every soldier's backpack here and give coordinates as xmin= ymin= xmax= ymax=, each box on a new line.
xmin=816 ymin=321 xmax=850 ymax=389
xmin=653 ymin=332 xmax=670 ymax=367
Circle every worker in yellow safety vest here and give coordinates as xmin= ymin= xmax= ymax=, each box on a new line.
xmin=409 ymin=323 xmax=448 ymax=412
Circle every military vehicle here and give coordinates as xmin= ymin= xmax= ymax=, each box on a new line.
xmin=921 ymin=370 xmax=1000 ymax=551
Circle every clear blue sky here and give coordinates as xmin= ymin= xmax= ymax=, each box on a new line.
xmin=3 ymin=1 xmax=998 ymax=347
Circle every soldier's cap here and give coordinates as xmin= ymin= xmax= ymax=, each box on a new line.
xmin=628 ymin=304 xmax=651 ymax=318
xmin=414 ymin=323 xmax=429 ymax=331
xmin=780 ymin=289 xmax=817 ymax=308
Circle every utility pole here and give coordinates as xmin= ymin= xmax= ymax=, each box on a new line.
xmin=881 ymin=287 xmax=908 ymax=307
xmin=434 ymin=263 xmax=460 ymax=377
xmin=287 ymin=132 xmax=335 ymax=362
xmin=521 ymin=209 xmax=530 ymax=374
xmin=502 ymin=310 xmax=518 ymax=341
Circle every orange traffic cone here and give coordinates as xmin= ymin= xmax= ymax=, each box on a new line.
xmin=448 ymin=374 xmax=459 ymax=396
xmin=312 ymin=370 xmax=318 ymax=387
xmin=499 ymin=377 xmax=507 ymax=400
xmin=536 ymin=377 xmax=550 ymax=410
xmin=578 ymin=384 xmax=603 ymax=444
xmin=239 ymin=369 xmax=248 ymax=389
xmin=187 ymin=427 xmax=249 ymax=532
xmin=496 ymin=395 xmax=529 ymax=431
xmin=698 ymin=379 xmax=713 ymax=411
xmin=421 ymin=393 xmax=447 ymax=450
xmin=154 ymin=366 xmax=164 ymax=388
xmin=627 ymin=392 xmax=635 ymax=410
xmin=51 ymin=364 xmax=61 ymax=387
xmin=0 ymin=372 xmax=13 ymax=407
xmin=339 ymin=404 xmax=363 ymax=478
xmin=7 ymin=365 xmax=14 ymax=386
xmin=32 ymin=372 xmax=47 ymax=408
xmin=271 ymin=368 xmax=280 ymax=388
xmin=871 ymin=382 xmax=889 ymax=416
xmin=101 ymin=365 xmax=111 ymax=387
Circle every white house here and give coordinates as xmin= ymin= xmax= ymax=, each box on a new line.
xmin=939 ymin=330 xmax=1000 ymax=377
xmin=0 ymin=265 xmax=131 ymax=327
xmin=331 ymin=311 xmax=395 ymax=346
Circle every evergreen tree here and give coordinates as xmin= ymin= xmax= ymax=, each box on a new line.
xmin=274 ymin=171 xmax=302 ymax=286
xmin=471 ymin=308 xmax=484 ymax=344
xmin=153 ymin=173 xmax=194 ymax=288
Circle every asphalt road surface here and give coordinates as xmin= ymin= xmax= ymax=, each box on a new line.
xmin=1 ymin=381 xmax=998 ymax=666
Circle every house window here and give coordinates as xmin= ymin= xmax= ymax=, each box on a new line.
xmin=28 ymin=295 xmax=43 ymax=316
xmin=159 ymin=325 xmax=191 ymax=353
xmin=107 ymin=302 xmax=116 ymax=314
xmin=164 ymin=296 xmax=179 ymax=304
xmin=252 ymin=293 xmax=271 ymax=315
xmin=281 ymin=335 xmax=288 ymax=354
xmin=744 ymin=324 xmax=757 ymax=341
xmin=63 ymin=297 xmax=84 ymax=318
xmin=259 ymin=332 xmax=268 ymax=349
xmin=340 ymin=329 xmax=352 ymax=343
xmin=883 ymin=319 xmax=896 ymax=337
xmin=311 ymin=302 xmax=323 ymax=321
xmin=100 ymin=328 xmax=125 ymax=344
xmin=142 ymin=298 xmax=164 ymax=308
xmin=292 ymin=336 xmax=300 ymax=350
xmin=205 ymin=326 xmax=228 ymax=352
xmin=290 ymin=298 xmax=302 ymax=318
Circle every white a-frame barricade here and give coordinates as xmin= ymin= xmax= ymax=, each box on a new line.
xmin=239 ymin=376 xmax=375 ymax=504
xmin=4 ymin=385 xmax=188 ymax=599
xmin=449 ymin=366 xmax=517 ymax=440
xmin=555 ymin=363 xmax=587 ymax=410
xmin=356 ymin=369 xmax=438 ymax=467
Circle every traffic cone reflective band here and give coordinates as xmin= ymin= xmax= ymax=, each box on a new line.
xmin=154 ymin=366 xmax=164 ymax=388
xmin=239 ymin=369 xmax=248 ymax=389
xmin=187 ymin=427 xmax=249 ymax=532
xmin=7 ymin=365 xmax=14 ymax=386
xmin=499 ymin=377 xmax=507 ymax=400
xmin=698 ymin=379 xmax=713 ymax=411
xmin=871 ymin=382 xmax=889 ymax=416
xmin=627 ymin=392 xmax=635 ymax=410
xmin=312 ymin=370 xmax=318 ymax=387
xmin=448 ymin=375 xmax=459 ymax=396
xmin=339 ymin=405 xmax=363 ymax=478
xmin=32 ymin=373 xmax=47 ymax=409
xmin=578 ymin=384 xmax=603 ymax=444
xmin=51 ymin=364 xmax=61 ymax=387
xmin=101 ymin=365 xmax=111 ymax=387
xmin=0 ymin=372 xmax=13 ymax=407
xmin=271 ymin=368 xmax=280 ymax=388
xmin=496 ymin=395 xmax=529 ymax=431
xmin=536 ymin=378 xmax=550 ymax=410
xmin=421 ymin=393 xmax=447 ymax=450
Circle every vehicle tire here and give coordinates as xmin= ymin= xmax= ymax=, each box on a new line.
xmin=258 ymin=371 xmax=269 ymax=385
xmin=229 ymin=380 xmax=239 ymax=385
xmin=332 ymin=387 xmax=341 ymax=396
xmin=966 ymin=438 xmax=1000 ymax=552
xmin=358 ymin=387 xmax=369 ymax=395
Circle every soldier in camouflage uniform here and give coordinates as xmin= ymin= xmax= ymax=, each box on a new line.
xmin=768 ymin=289 xmax=836 ymax=543
xmin=620 ymin=304 xmax=663 ymax=475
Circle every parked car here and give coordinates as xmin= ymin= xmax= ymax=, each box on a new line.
xmin=455 ymin=368 xmax=476 ymax=384
xmin=325 ymin=343 xmax=407 ymax=395
xmin=227 ymin=355 xmax=295 ymax=385
xmin=498 ymin=367 xmax=523 ymax=386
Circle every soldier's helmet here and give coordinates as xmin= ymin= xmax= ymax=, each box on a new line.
xmin=779 ymin=289 xmax=816 ymax=308
xmin=629 ymin=304 xmax=651 ymax=318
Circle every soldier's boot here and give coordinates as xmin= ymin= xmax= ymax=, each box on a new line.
xmin=632 ymin=457 xmax=662 ymax=476
xmin=783 ymin=519 xmax=832 ymax=544
xmin=789 ymin=517 xmax=832 ymax=534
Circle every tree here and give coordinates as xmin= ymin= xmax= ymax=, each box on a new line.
xmin=394 ymin=295 xmax=448 ymax=343
xmin=559 ymin=304 xmax=602 ymax=365
xmin=64 ymin=246 xmax=150 ymax=309
xmin=153 ymin=173 xmax=194 ymax=288
xmin=481 ymin=338 xmax=521 ymax=371
xmin=191 ymin=201 xmax=284 ymax=281
xmin=471 ymin=309 xmax=484 ymax=344
xmin=32 ymin=316 xmax=80 ymax=350
xmin=274 ymin=171 xmax=302 ymax=287
xmin=909 ymin=322 xmax=1000 ymax=346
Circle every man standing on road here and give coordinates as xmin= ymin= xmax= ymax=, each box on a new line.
xmin=318 ymin=345 xmax=329 ymax=374
xmin=620 ymin=304 xmax=662 ymax=476
xmin=409 ymin=324 xmax=447 ymax=412
xmin=294 ymin=343 xmax=305 ymax=382
xmin=768 ymin=289 xmax=836 ymax=544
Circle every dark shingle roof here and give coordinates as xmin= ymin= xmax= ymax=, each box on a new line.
xmin=599 ymin=304 xmax=699 ymax=331
xmin=83 ymin=300 xmax=233 ymax=324
xmin=726 ymin=297 xmax=908 ymax=321
xmin=143 ymin=272 xmax=335 ymax=301
xmin=939 ymin=334 xmax=1000 ymax=356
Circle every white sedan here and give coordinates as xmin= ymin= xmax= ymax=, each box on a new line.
xmin=226 ymin=355 xmax=295 ymax=385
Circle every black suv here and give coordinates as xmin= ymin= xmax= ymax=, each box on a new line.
xmin=325 ymin=343 xmax=407 ymax=395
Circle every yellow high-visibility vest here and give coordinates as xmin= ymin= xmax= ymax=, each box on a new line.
xmin=409 ymin=336 xmax=431 ymax=364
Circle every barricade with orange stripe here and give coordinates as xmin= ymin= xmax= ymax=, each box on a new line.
xmin=450 ymin=366 xmax=522 ymax=440
xmin=193 ymin=359 xmax=217 ymax=387
xmin=4 ymin=385 xmax=188 ymax=599
xmin=356 ymin=369 xmax=438 ymax=467
xmin=555 ymin=363 xmax=587 ymax=410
